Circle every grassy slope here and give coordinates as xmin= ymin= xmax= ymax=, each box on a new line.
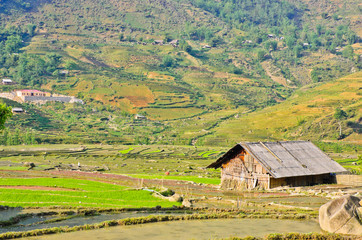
xmin=0 ymin=0 xmax=360 ymax=145
xmin=203 ymin=72 xmax=362 ymax=144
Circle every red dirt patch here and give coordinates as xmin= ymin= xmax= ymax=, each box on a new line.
xmin=0 ymin=186 xmax=75 ymax=191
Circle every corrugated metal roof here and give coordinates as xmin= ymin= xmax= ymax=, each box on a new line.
xmin=207 ymin=141 xmax=347 ymax=178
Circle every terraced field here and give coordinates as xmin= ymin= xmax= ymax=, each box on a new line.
xmin=0 ymin=178 xmax=178 ymax=208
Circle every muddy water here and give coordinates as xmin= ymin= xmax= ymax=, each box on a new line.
xmin=0 ymin=208 xmax=22 ymax=221
xmin=0 ymin=212 xmax=187 ymax=234
xmin=27 ymin=218 xmax=320 ymax=240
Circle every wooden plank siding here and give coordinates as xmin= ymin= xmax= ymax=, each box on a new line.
xmin=220 ymin=150 xmax=335 ymax=190
xmin=221 ymin=149 xmax=270 ymax=189
xmin=270 ymin=174 xmax=334 ymax=188
xmin=209 ymin=141 xmax=347 ymax=190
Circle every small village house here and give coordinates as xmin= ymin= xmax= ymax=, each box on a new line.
xmin=207 ymin=141 xmax=347 ymax=189
xmin=153 ymin=40 xmax=164 ymax=45
xmin=169 ymin=39 xmax=179 ymax=44
xmin=169 ymin=39 xmax=179 ymax=47
xmin=12 ymin=107 xmax=24 ymax=113
xmin=134 ymin=114 xmax=147 ymax=120
xmin=2 ymin=79 xmax=14 ymax=85
xmin=16 ymin=90 xmax=51 ymax=97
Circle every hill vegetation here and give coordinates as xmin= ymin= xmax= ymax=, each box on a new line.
xmin=0 ymin=0 xmax=360 ymax=147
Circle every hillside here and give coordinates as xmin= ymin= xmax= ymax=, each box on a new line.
xmin=0 ymin=0 xmax=361 ymax=146
xmin=199 ymin=72 xmax=362 ymax=145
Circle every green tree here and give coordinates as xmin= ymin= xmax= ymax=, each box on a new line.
xmin=210 ymin=36 xmax=223 ymax=47
xmin=4 ymin=35 xmax=22 ymax=53
xmin=285 ymin=36 xmax=296 ymax=49
xmin=321 ymin=13 xmax=328 ymax=19
xmin=179 ymin=40 xmax=192 ymax=53
xmin=342 ymin=46 xmax=354 ymax=59
xmin=294 ymin=45 xmax=303 ymax=58
xmin=64 ymin=60 xmax=78 ymax=70
xmin=270 ymin=41 xmax=278 ymax=51
xmin=162 ymin=55 xmax=175 ymax=67
xmin=316 ymin=24 xmax=323 ymax=36
xmin=119 ymin=33 xmax=124 ymax=41
xmin=334 ymin=108 xmax=347 ymax=139
xmin=163 ymin=33 xmax=171 ymax=43
xmin=346 ymin=32 xmax=357 ymax=45
xmin=0 ymin=103 xmax=12 ymax=131
xmin=26 ymin=24 xmax=36 ymax=37
xmin=256 ymin=49 xmax=266 ymax=61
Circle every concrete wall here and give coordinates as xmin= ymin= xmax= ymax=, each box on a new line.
xmin=23 ymin=96 xmax=83 ymax=104
xmin=24 ymin=96 xmax=72 ymax=102
xmin=336 ymin=175 xmax=362 ymax=186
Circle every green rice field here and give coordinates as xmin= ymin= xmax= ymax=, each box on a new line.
xmin=0 ymin=178 xmax=180 ymax=208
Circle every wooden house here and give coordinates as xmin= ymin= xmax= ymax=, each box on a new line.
xmin=153 ymin=40 xmax=164 ymax=45
xmin=207 ymin=141 xmax=347 ymax=189
xmin=2 ymin=79 xmax=14 ymax=85
xmin=12 ymin=107 xmax=24 ymax=113
xmin=134 ymin=114 xmax=147 ymax=120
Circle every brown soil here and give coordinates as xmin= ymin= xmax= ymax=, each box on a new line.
xmin=0 ymin=186 xmax=76 ymax=191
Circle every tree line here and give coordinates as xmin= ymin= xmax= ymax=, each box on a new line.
xmin=0 ymin=26 xmax=63 ymax=86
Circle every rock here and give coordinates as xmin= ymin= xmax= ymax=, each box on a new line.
xmin=319 ymin=195 xmax=362 ymax=235
xmin=24 ymin=162 xmax=35 ymax=168
xmin=182 ymin=199 xmax=192 ymax=208
xmin=169 ymin=194 xmax=183 ymax=202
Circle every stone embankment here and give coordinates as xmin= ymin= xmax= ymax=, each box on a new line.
xmin=0 ymin=92 xmax=16 ymax=101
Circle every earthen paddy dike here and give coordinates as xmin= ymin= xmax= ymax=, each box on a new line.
xmin=25 ymin=218 xmax=320 ymax=240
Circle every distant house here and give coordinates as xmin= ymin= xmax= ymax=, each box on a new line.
xmin=202 ymin=45 xmax=211 ymax=49
xmin=12 ymin=107 xmax=24 ymax=113
xmin=16 ymin=90 xmax=51 ymax=97
xmin=268 ymin=34 xmax=274 ymax=38
xmin=169 ymin=39 xmax=179 ymax=45
xmin=2 ymin=79 xmax=14 ymax=85
xmin=153 ymin=40 xmax=164 ymax=45
xmin=60 ymin=70 xmax=69 ymax=75
xmin=207 ymin=141 xmax=347 ymax=189
xmin=134 ymin=114 xmax=147 ymax=120
xmin=303 ymin=43 xmax=309 ymax=47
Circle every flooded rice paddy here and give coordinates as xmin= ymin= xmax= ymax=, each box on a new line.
xmin=0 ymin=208 xmax=22 ymax=221
xmin=26 ymin=218 xmax=320 ymax=240
xmin=0 ymin=210 xmax=189 ymax=234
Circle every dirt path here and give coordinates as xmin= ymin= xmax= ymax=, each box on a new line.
xmin=261 ymin=61 xmax=288 ymax=87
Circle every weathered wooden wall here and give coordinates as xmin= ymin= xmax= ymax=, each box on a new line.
xmin=221 ymin=149 xmax=270 ymax=189
xmin=220 ymin=148 xmax=338 ymax=189
xmin=269 ymin=174 xmax=333 ymax=188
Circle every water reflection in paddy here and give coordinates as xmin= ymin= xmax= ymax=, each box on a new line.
xmin=0 ymin=212 xmax=187 ymax=234
xmin=27 ymin=218 xmax=320 ymax=240
xmin=0 ymin=208 xmax=22 ymax=221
